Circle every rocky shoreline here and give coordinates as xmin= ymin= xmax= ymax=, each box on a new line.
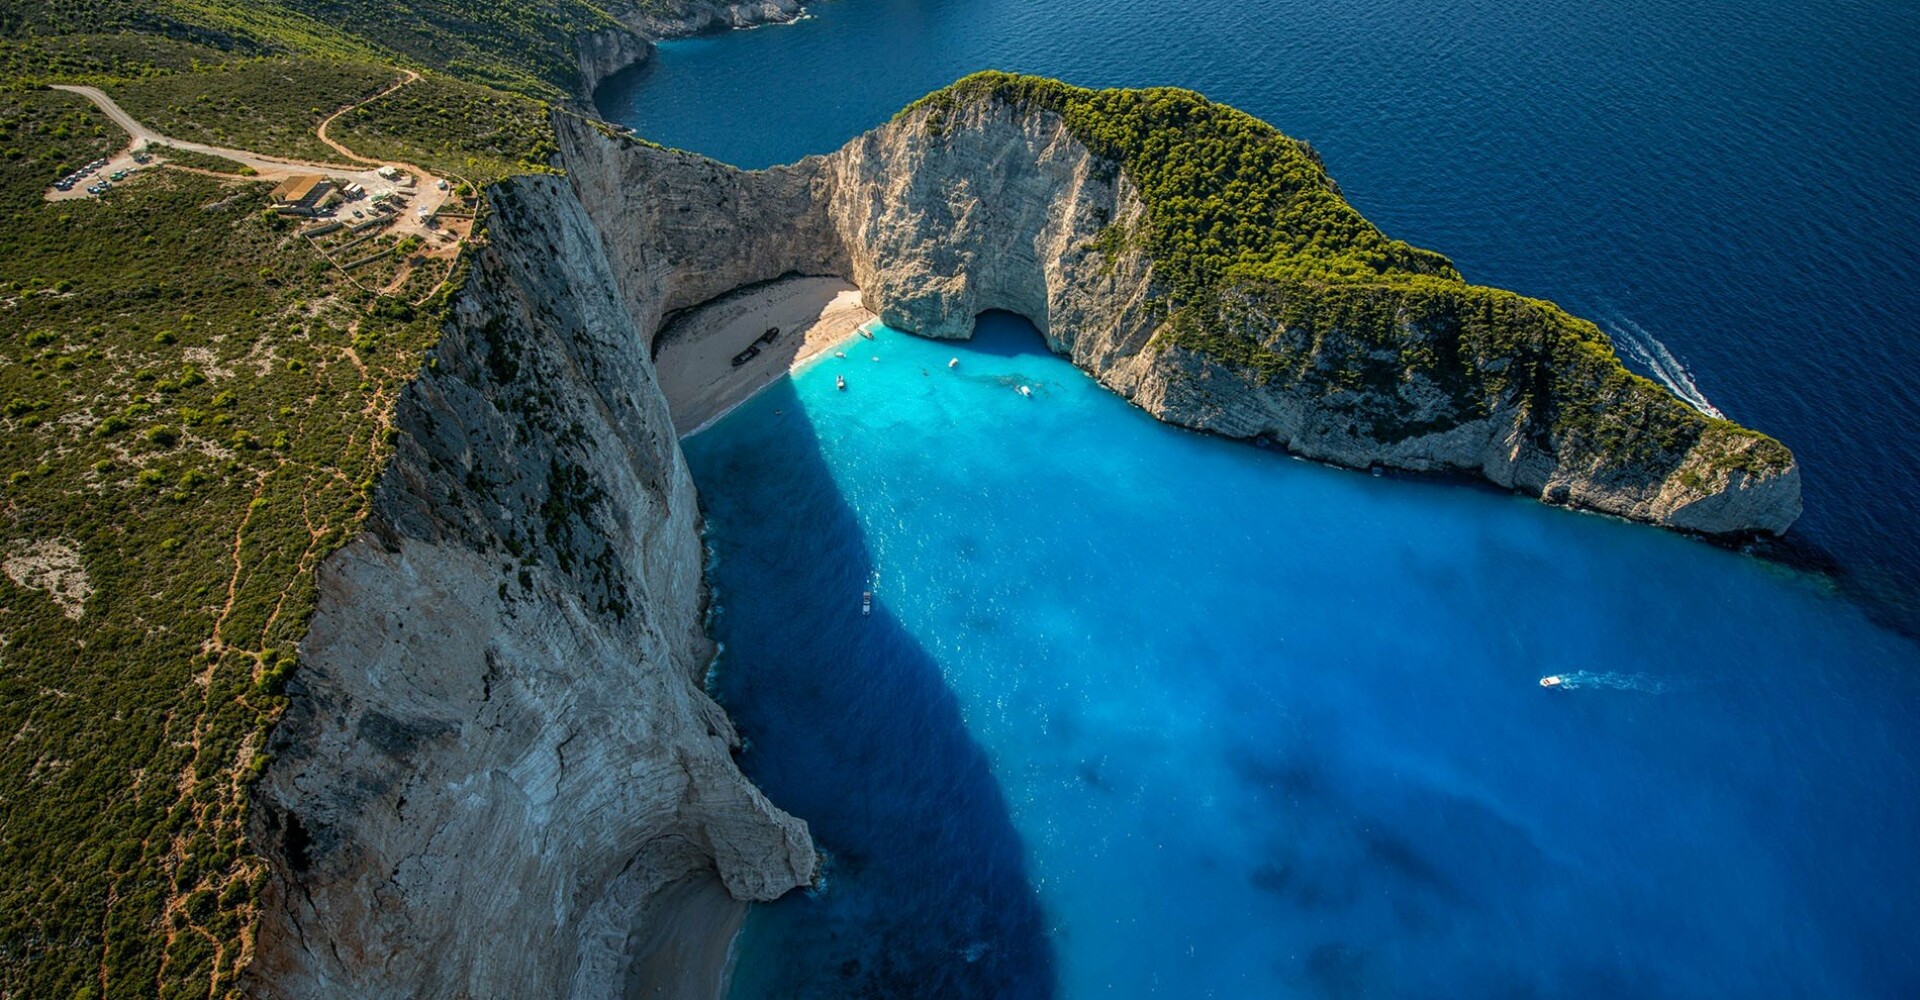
xmin=556 ymin=90 xmax=1799 ymax=537
xmin=577 ymin=0 xmax=811 ymax=103
xmin=247 ymin=51 xmax=1801 ymax=1000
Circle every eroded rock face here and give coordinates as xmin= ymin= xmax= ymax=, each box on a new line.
xmin=247 ymin=177 xmax=813 ymax=1000
xmin=579 ymin=1 xmax=809 ymax=99
xmin=252 ymin=70 xmax=1803 ymax=1000
xmin=554 ymin=96 xmax=1799 ymax=536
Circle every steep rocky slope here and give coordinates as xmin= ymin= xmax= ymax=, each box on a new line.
xmin=246 ymin=177 xmax=813 ymax=999
xmin=557 ymin=77 xmax=1801 ymax=535
xmin=579 ymin=0 xmax=808 ymax=100
xmin=247 ymin=69 xmax=1802 ymax=1000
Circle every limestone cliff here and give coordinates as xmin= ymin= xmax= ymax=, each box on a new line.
xmin=246 ymin=176 xmax=813 ymax=999
xmin=579 ymin=0 xmax=809 ymax=100
xmin=554 ymin=79 xmax=1801 ymax=536
xmin=249 ymin=68 xmax=1803 ymax=1000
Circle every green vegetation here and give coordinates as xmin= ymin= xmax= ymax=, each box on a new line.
xmin=906 ymin=72 xmax=1794 ymax=479
xmin=115 ymin=57 xmax=399 ymax=161
xmin=0 ymin=0 xmax=632 ymax=99
xmin=0 ymin=15 xmax=1802 ymax=1000
xmin=0 ymin=84 xmax=452 ymax=998
xmin=330 ymin=72 xmax=559 ymax=183
xmin=151 ymin=143 xmax=254 ymax=173
xmin=0 ymin=2 xmax=539 ymax=986
xmin=903 ymin=72 xmax=1459 ymax=296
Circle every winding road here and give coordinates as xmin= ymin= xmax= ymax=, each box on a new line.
xmin=44 ymin=83 xmax=452 ymax=234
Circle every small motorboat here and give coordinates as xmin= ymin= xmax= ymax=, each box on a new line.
xmin=861 ymin=590 xmax=872 ymax=616
xmin=835 ymin=350 xmax=846 ymax=358
xmin=1017 ymin=385 xmax=1033 ymax=398
xmin=1539 ymin=675 xmax=1565 ymax=689
xmin=836 ymin=374 xmax=847 ymax=391
xmin=859 ymin=327 xmax=876 ymax=340
xmin=948 ymin=358 xmax=959 ymax=368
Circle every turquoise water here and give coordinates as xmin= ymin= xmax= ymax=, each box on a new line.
xmin=685 ymin=317 xmax=1920 ymax=998
xmin=600 ymin=0 xmax=1920 ymax=630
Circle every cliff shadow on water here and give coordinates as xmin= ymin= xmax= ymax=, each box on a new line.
xmin=686 ymin=375 xmax=1057 ymax=999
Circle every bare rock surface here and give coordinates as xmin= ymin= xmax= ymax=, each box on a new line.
xmin=247 ymin=177 xmax=812 ymax=1000
xmin=557 ymin=96 xmax=1800 ymax=535
xmin=579 ymin=1 xmax=809 ymax=100
xmin=251 ymin=65 xmax=1803 ymax=1000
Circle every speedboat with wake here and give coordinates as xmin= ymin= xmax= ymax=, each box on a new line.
xmin=1539 ymin=675 xmax=1566 ymax=689
xmin=861 ymin=590 xmax=872 ymax=616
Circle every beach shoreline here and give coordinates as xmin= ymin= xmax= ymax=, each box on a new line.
xmin=655 ymin=275 xmax=875 ymax=437
xmin=622 ymin=873 xmax=749 ymax=1000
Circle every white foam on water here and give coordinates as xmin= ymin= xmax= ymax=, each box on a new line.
xmin=1605 ymin=314 xmax=1726 ymax=419
xmin=1551 ymin=670 xmax=1669 ymax=693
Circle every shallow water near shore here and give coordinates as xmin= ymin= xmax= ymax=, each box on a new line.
xmin=686 ymin=317 xmax=1920 ymax=998
xmin=602 ymin=0 xmax=1920 ymax=630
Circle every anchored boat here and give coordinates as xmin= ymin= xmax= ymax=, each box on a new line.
xmin=836 ymin=374 xmax=847 ymax=391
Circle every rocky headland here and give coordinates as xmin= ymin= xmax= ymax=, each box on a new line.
xmin=248 ymin=68 xmax=1802 ymax=999
xmin=578 ymin=0 xmax=810 ymax=103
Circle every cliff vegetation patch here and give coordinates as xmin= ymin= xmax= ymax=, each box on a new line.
xmin=905 ymin=72 xmax=1793 ymax=485
xmin=0 ymin=78 xmax=448 ymax=1000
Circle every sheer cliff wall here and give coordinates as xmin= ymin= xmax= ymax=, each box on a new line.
xmin=247 ymin=79 xmax=1800 ymax=1000
xmin=246 ymin=176 xmax=813 ymax=999
xmin=557 ymin=102 xmax=1800 ymax=535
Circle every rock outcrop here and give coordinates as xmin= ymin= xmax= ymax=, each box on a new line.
xmin=251 ymin=67 xmax=1803 ymax=1000
xmin=578 ymin=0 xmax=809 ymax=100
xmin=247 ymin=176 xmax=813 ymax=999
xmin=553 ymin=84 xmax=1802 ymax=536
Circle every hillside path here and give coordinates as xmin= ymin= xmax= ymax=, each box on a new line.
xmin=44 ymin=84 xmax=451 ymax=236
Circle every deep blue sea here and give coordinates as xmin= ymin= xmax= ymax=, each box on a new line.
xmin=616 ymin=2 xmax=1920 ymax=996
xmin=685 ymin=319 xmax=1919 ymax=999
xmin=599 ymin=0 xmax=1920 ymax=630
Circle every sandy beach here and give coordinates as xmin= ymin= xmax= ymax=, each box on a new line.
xmin=656 ymin=276 xmax=875 ymax=436
xmin=623 ymin=873 xmax=749 ymax=1000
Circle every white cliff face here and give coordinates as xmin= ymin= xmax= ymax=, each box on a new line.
xmin=579 ymin=1 xmax=809 ymax=101
xmin=558 ymin=95 xmax=1794 ymax=536
xmin=248 ymin=78 xmax=1803 ymax=1000
xmin=559 ymin=132 xmax=847 ymax=339
xmin=247 ymin=176 xmax=813 ymax=1000
xmin=552 ymin=94 xmax=1799 ymax=539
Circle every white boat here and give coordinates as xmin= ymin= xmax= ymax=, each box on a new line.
xmin=836 ymin=374 xmax=846 ymax=391
xmin=861 ymin=590 xmax=872 ymax=616
xmin=948 ymin=358 xmax=959 ymax=368
xmin=859 ymin=327 xmax=875 ymax=340
xmin=834 ymin=350 xmax=846 ymax=358
xmin=1539 ymin=675 xmax=1565 ymax=688
xmin=1017 ymin=385 xmax=1033 ymax=397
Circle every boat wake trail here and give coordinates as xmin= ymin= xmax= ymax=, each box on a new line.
xmin=1552 ymin=670 xmax=1668 ymax=693
xmin=1604 ymin=315 xmax=1725 ymax=419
